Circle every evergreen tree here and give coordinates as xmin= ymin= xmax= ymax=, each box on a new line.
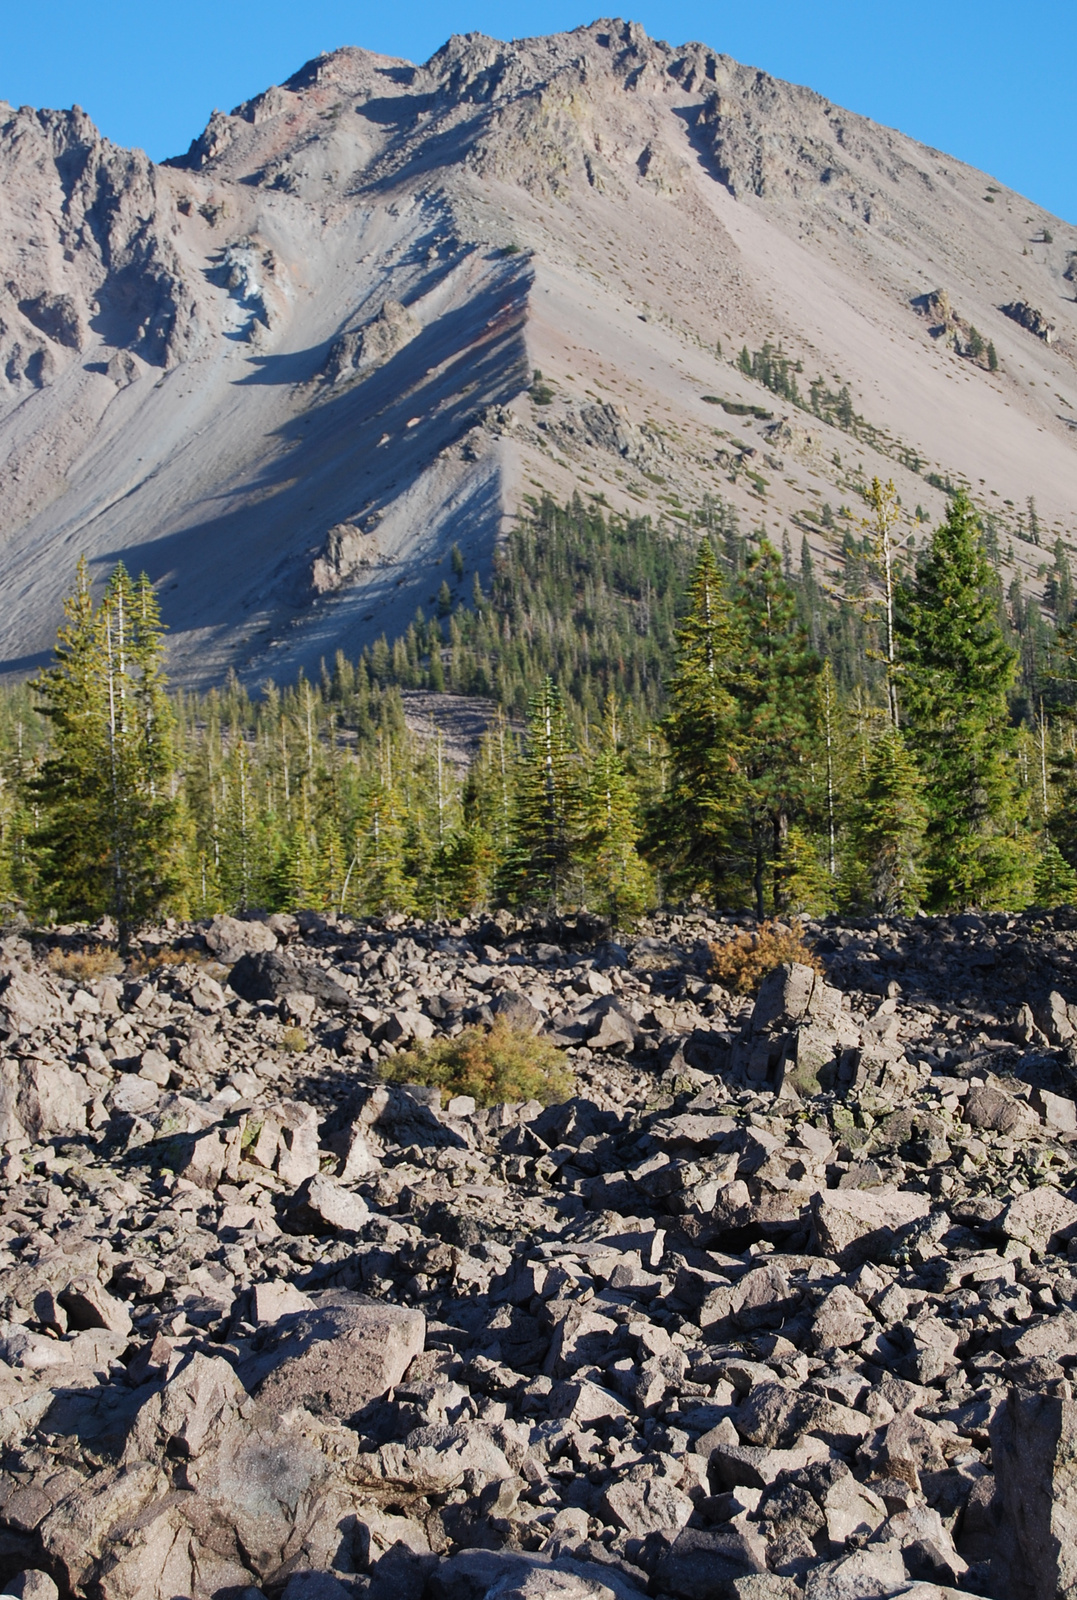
xmin=503 ymin=678 xmax=578 ymax=911
xmin=216 ymin=736 xmax=264 ymax=910
xmin=775 ymin=826 xmax=836 ymax=916
xmin=860 ymin=477 xmax=903 ymax=726
xmin=28 ymin=560 xmax=102 ymax=920
xmin=580 ymin=697 xmax=651 ymax=926
xmin=846 ymin=727 xmax=927 ymax=913
xmin=732 ymin=539 xmax=822 ymax=915
xmin=31 ymin=561 xmax=180 ymax=938
xmin=896 ymin=493 xmax=1030 ymax=909
xmin=346 ymin=739 xmax=414 ymax=915
xmin=647 ymin=543 xmax=744 ymax=901
xmin=1033 ymin=835 xmax=1077 ymax=908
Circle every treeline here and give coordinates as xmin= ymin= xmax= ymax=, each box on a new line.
xmin=1 ymin=487 xmax=1077 ymax=936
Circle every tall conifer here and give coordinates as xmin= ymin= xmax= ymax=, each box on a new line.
xmin=648 ymin=542 xmax=744 ymax=900
xmin=897 ymin=492 xmax=1030 ymax=908
xmin=32 ymin=560 xmax=179 ymax=937
xmin=503 ymin=677 xmax=578 ymax=910
xmin=580 ymin=697 xmax=651 ymax=925
xmin=733 ymin=539 xmax=822 ymax=916
xmin=847 ymin=727 xmax=927 ymax=913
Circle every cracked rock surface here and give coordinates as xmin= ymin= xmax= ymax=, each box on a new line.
xmin=4 ymin=905 xmax=1077 ymax=1598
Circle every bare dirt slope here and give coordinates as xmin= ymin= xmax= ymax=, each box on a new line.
xmin=1 ymin=20 xmax=1075 ymax=685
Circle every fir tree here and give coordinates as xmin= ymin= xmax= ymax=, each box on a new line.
xmin=847 ymin=727 xmax=927 ymax=914
xmin=503 ymin=678 xmax=578 ymax=911
xmin=32 ymin=561 xmax=180 ymax=938
xmin=775 ymin=826 xmax=836 ymax=916
xmin=860 ymin=477 xmax=903 ymax=726
xmin=647 ymin=542 xmax=744 ymax=901
xmin=580 ymin=697 xmax=651 ymax=926
xmin=897 ymin=492 xmax=1030 ymax=909
xmin=733 ymin=539 xmax=822 ymax=915
xmin=1033 ymin=835 xmax=1077 ymax=908
xmin=347 ymin=739 xmax=414 ymax=915
xmin=28 ymin=559 xmax=103 ymax=920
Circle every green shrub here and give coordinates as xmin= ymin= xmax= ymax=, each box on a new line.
xmin=280 ymin=1027 xmax=308 ymax=1054
xmin=382 ymin=1019 xmax=573 ymax=1107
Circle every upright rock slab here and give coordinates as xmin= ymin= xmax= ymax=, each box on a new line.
xmin=991 ymin=1384 xmax=1077 ymax=1600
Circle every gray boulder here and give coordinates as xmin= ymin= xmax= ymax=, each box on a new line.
xmin=991 ymin=1384 xmax=1077 ymax=1600
xmin=244 ymin=1296 xmax=425 ymax=1418
xmin=203 ymin=913 xmax=278 ymax=965
xmin=228 ymin=949 xmax=353 ymax=1008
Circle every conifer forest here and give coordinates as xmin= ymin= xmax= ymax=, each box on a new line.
xmin=3 ymin=483 xmax=1077 ymax=937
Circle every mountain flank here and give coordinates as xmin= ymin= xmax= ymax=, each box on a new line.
xmin=0 ymin=19 xmax=1075 ymax=684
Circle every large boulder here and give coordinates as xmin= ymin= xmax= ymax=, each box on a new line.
xmin=1001 ymin=1188 xmax=1077 ymax=1255
xmin=810 ymin=1187 xmax=931 ymax=1268
xmin=227 ymin=950 xmax=353 ymax=1009
xmin=203 ymin=913 xmax=278 ymax=965
xmin=285 ymin=1172 xmax=370 ymax=1235
xmin=0 ymin=1056 xmax=94 ymax=1142
xmin=991 ymin=1384 xmax=1077 ymax=1600
xmin=242 ymin=1296 xmax=425 ymax=1418
xmin=0 ymin=961 xmax=62 ymax=1037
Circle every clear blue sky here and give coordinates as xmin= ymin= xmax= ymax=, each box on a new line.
xmin=2 ymin=1 xmax=1074 ymax=223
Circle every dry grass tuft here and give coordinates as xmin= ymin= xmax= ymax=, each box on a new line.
xmin=709 ymin=920 xmax=823 ymax=995
xmin=126 ymin=947 xmax=199 ymax=977
xmin=383 ymin=1018 xmax=573 ymax=1108
xmin=47 ymin=947 xmax=123 ymax=982
xmin=280 ymin=1027 xmax=308 ymax=1055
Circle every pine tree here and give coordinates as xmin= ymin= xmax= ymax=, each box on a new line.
xmin=32 ymin=560 xmax=180 ymax=938
xmin=580 ymin=697 xmax=651 ymax=926
xmin=733 ymin=539 xmax=822 ymax=916
xmin=1033 ymin=835 xmax=1077 ymax=908
xmin=29 ymin=560 xmax=103 ymax=920
xmin=503 ymin=677 xmax=578 ymax=911
xmin=345 ymin=738 xmax=414 ymax=915
xmin=860 ymin=478 xmax=903 ymax=726
xmin=647 ymin=542 xmax=744 ymax=901
xmin=775 ymin=826 xmax=836 ymax=916
xmin=896 ymin=492 xmax=1030 ymax=909
xmin=217 ymin=735 xmax=263 ymax=910
xmin=846 ymin=727 xmax=927 ymax=913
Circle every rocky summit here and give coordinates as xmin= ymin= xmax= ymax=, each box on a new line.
xmin=4 ymin=908 xmax=1077 ymax=1597
xmin=0 ymin=19 xmax=1075 ymax=684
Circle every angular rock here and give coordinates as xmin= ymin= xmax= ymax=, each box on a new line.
xmin=810 ymin=1187 xmax=931 ymax=1268
xmin=286 ymin=1171 xmax=369 ymax=1234
xmin=203 ymin=913 xmax=278 ymax=964
xmin=0 ymin=961 xmax=60 ymax=1036
xmin=228 ymin=949 xmax=353 ymax=1009
xmin=991 ymin=1384 xmax=1077 ymax=1600
xmin=654 ymin=1525 xmax=768 ymax=1600
xmin=58 ymin=1277 xmax=132 ymax=1338
xmin=245 ymin=1297 xmax=425 ymax=1417
xmin=1001 ymin=1187 xmax=1077 ymax=1255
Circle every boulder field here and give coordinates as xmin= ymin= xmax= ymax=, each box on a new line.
xmin=2 ymin=905 xmax=1077 ymax=1599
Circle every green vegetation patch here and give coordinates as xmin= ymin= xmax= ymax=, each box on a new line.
xmin=382 ymin=1018 xmax=573 ymax=1107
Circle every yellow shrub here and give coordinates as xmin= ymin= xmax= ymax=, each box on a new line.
xmin=47 ymin=947 xmax=123 ymax=982
xmin=383 ymin=1019 xmax=573 ymax=1108
xmin=126 ymin=947 xmax=204 ymax=977
xmin=709 ymin=919 xmax=823 ymax=995
xmin=280 ymin=1027 xmax=308 ymax=1054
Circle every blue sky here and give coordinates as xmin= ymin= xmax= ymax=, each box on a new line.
xmin=2 ymin=1 xmax=1074 ymax=222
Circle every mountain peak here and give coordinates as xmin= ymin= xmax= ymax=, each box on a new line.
xmin=0 ymin=22 xmax=1073 ymax=685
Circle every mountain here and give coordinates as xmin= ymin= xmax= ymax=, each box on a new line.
xmin=1 ymin=19 xmax=1075 ymax=685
